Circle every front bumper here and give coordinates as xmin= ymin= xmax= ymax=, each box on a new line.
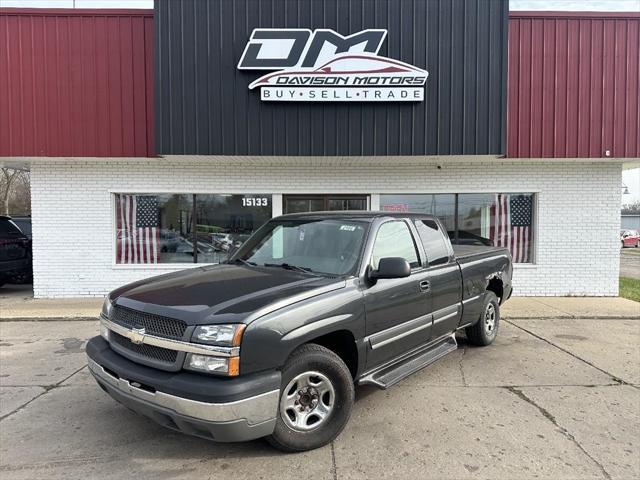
xmin=87 ymin=337 xmax=280 ymax=442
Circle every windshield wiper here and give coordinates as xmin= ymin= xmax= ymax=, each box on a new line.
xmin=263 ymin=263 xmax=321 ymax=276
xmin=232 ymin=258 xmax=257 ymax=266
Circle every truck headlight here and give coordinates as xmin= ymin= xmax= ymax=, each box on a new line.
xmin=101 ymin=296 xmax=113 ymax=318
xmin=100 ymin=297 xmax=113 ymax=341
xmin=100 ymin=322 xmax=110 ymax=341
xmin=185 ymin=354 xmax=240 ymax=376
xmin=186 ymin=324 xmax=245 ymax=376
xmin=192 ymin=324 xmax=245 ymax=347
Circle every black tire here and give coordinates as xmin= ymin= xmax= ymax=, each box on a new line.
xmin=266 ymin=344 xmax=354 ymax=452
xmin=465 ymin=291 xmax=500 ymax=346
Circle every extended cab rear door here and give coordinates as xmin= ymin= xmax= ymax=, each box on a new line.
xmin=412 ymin=218 xmax=463 ymax=339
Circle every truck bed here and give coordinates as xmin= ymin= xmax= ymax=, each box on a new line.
xmin=452 ymin=244 xmax=508 ymax=261
xmin=452 ymin=244 xmax=512 ymax=319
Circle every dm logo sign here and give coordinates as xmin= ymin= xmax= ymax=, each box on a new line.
xmin=238 ymin=29 xmax=428 ymax=102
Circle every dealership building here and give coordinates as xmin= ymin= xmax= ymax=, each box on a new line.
xmin=0 ymin=1 xmax=638 ymax=298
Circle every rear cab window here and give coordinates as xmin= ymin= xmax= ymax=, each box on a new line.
xmin=413 ymin=219 xmax=451 ymax=266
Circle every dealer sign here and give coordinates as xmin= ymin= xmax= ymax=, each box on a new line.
xmin=238 ymin=29 xmax=428 ymax=102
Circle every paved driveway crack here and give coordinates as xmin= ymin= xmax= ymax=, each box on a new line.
xmin=330 ymin=440 xmax=338 ymax=480
xmin=506 ymin=386 xmax=612 ymax=480
xmin=0 ymin=365 xmax=87 ymax=422
xmin=458 ymin=346 xmax=467 ymax=386
xmin=504 ymin=319 xmax=628 ymax=385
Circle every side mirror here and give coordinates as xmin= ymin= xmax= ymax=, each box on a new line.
xmin=370 ymin=257 xmax=411 ymax=280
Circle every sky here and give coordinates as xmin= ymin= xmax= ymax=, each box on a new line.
xmin=623 ymin=169 xmax=640 ymax=206
xmin=3 ymin=0 xmax=639 ymax=204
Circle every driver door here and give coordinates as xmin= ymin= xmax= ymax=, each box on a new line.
xmin=364 ymin=220 xmax=433 ymax=370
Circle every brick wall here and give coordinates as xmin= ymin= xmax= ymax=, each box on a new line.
xmin=29 ymin=158 xmax=622 ymax=297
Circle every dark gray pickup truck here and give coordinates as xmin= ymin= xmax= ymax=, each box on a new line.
xmin=87 ymin=212 xmax=512 ymax=451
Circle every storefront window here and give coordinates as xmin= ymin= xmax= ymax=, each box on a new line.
xmin=114 ymin=194 xmax=272 ymax=264
xmin=195 ymin=195 xmax=272 ymax=264
xmin=380 ymin=193 xmax=535 ymax=263
xmin=380 ymin=194 xmax=456 ymax=232
xmin=457 ymin=193 xmax=534 ymax=263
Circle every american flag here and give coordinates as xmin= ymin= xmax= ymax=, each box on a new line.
xmin=490 ymin=194 xmax=532 ymax=263
xmin=116 ymin=195 xmax=160 ymax=264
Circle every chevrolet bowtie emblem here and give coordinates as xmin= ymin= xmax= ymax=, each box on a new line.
xmin=128 ymin=327 xmax=146 ymax=345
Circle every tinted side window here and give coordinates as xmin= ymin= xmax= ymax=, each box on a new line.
xmin=414 ymin=219 xmax=450 ymax=266
xmin=371 ymin=221 xmax=420 ymax=269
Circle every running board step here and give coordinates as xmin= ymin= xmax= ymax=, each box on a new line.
xmin=358 ymin=335 xmax=458 ymax=389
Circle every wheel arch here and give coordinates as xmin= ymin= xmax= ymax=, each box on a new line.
xmin=486 ymin=276 xmax=504 ymax=301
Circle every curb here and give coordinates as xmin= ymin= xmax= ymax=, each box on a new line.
xmin=0 ymin=316 xmax=99 ymax=322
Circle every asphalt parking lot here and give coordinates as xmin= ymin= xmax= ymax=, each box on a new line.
xmin=620 ymin=249 xmax=640 ymax=280
xmin=1 ymin=318 xmax=639 ymax=480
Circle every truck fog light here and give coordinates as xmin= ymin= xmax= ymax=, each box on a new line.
xmin=185 ymin=354 xmax=240 ymax=376
xmin=100 ymin=323 xmax=110 ymax=341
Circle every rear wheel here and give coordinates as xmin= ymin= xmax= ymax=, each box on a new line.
xmin=266 ymin=344 xmax=354 ymax=452
xmin=465 ymin=291 xmax=500 ymax=346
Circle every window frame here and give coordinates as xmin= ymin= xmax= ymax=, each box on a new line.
xmin=110 ymin=192 xmax=273 ymax=268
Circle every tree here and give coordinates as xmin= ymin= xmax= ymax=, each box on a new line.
xmin=621 ymin=201 xmax=640 ymax=215
xmin=0 ymin=168 xmax=31 ymax=216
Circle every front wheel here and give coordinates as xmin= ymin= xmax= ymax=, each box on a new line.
xmin=465 ymin=291 xmax=500 ymax=346
xmin=266 ymin=344 xmax=354 ymax=452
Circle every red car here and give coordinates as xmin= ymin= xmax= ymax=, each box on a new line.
xmin=620 ymin=229 xmax=640 ymax=248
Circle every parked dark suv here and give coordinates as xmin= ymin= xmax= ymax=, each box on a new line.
xmin=0 ymin=216 xmax=32 ymax=287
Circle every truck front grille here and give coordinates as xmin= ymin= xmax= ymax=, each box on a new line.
xmin=110 ymin=306 xmax=187 ymax=340
xmin=111 ymin=331 xmax=178 ymax=364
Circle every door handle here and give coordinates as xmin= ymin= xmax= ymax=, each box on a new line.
xmin=419 ymin=280 xmax=431 ymax=292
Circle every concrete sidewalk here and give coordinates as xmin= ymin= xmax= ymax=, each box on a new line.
xmin=502 ymin=296 xmax=639 ymax=319
xmin=0 ymin=289 xmax=638 ymax=321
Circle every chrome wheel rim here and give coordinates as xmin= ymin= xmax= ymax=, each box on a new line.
xmin=280 ymin=371 xmax=335 ymax=432
xmin=484 ymin=303 xmax=497 ymax=336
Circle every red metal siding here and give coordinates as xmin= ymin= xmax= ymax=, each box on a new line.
xmin=0 ymin=9 xmax=154 ymax=157
xmin=507 ymin=11 xmax=640 ymax=158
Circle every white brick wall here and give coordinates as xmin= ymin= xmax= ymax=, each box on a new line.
xmin=29 ymin=157 xmax=622 ymax=297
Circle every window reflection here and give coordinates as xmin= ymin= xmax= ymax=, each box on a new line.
xmin=380 ymin=194 xmax=455 ymax=231
xmin=115 ymin=194 xmax=272 ymax=265
xmin=196 ymin=195 xmax=272 ymax=264
xmin=380 ymin=193 xmax=534 ymax=263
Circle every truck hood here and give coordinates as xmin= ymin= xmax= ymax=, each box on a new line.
xmin=110 ymin=264 xmax=345 ymax=325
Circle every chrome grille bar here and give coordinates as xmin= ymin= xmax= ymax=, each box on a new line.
xmin=101 ymin=316 xmax=239 ymax=357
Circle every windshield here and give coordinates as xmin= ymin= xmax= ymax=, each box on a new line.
xmin=0 ymin=219 xmax=23 ymax=236
xmin=234 ymin=218 xmax=368 ymax=276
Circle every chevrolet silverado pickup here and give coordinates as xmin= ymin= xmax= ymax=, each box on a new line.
xmin=87 ymin=212 xmax=513 ymax=452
